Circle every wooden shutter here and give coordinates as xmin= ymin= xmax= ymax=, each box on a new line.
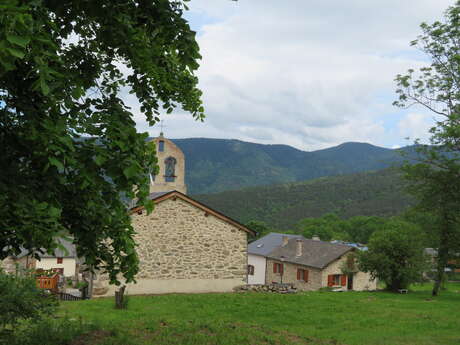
xmin=297 ymin=269 xmax=301 ymax=280
xmin=280 ymin=264 xmax=284 ymax=274
xmin=273 ymin=263 xmax=277 ymax=273
xmin=327 ymin=275 xmax=334 ymax=287
xmin=341 ymin=275 xmax=347 ymax=286
xmin=304 ymin=270 xmax=309 ymax=282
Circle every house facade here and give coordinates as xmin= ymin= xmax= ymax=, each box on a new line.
xmin=250 ymin=233 xmax=377 ymax=291
xmin=1 ymin=239 xmax=78 ymax=277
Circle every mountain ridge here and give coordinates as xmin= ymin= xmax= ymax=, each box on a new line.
xmin=160 ymin=137 xmax=409 ymax=194
xmin=192 ymin=167 xmax=413 ymax=229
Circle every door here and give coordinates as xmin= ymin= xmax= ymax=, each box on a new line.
xmin=347 ymin=274 xmax=354 ymax=290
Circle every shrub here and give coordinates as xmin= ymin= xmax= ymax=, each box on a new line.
xmin=7 ymin=316 xmax=97 ymax=345
xmin=0 ymin=268 xmax=57 ymax=335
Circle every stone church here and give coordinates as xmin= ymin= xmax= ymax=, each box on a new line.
xmin=93 ymin=134 xmax=254 ymax=296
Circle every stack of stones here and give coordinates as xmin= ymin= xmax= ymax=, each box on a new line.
xmin=234 ymin=283 xmax=297 ymax=294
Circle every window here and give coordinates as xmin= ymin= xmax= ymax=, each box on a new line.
xmin=247 ymin=265 xmax=255 ymax=276
xmin=333 ymin=274 xmax=341 ymax=285
xmin=159 ymin=140 xmax=165 ymax=152
xmin=297 ymin=268 xmax=309 ymax=282
xmin=164 ymin=156 xmax=177 ymax=182
xmin=327 ymin=274 xmax=347 ymax=287
xmin=57 ymin=257 xmax=63 ymax=264
xmin=273 ymin=262 xmax=284 ymax=274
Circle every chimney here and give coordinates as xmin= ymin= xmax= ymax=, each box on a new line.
xmin=296 ymin=239 xmax=303 ymax=257
xmin=282 ymin=236 xmax=289 ymax=246
xmin=312 ymin=235 xmax=320 ymax=241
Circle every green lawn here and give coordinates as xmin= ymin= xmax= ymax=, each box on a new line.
xmin=61 ymin=283 xmax=460 ymax=345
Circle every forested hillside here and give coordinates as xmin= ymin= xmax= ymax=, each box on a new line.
xmin=170 ymin=138 xmax=408 ymax=194
xmin=193 ymin=168 xmax=413 ymax=229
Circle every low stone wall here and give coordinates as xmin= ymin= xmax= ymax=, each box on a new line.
xmin=234 ymin=283 xmax=297 ymax=293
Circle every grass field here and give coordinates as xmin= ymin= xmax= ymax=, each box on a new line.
xmin=61 ymin=283 xmax=460 ymax=345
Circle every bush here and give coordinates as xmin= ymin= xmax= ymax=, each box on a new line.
xmin=0 ymin=268 xmax=57 ymax=335
xmin=7 ymin=316 xmax=97 ymax=345
xmin=358 ymin=220 xmax=428 ymax=291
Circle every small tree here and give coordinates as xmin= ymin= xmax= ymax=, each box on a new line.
xmin=245 ymin=220 xmax=272 ymax=241
xmin=358 ymin=220 xmax=427 ymax=291
xmin=394 ymin=1 xmax=460 ymax=296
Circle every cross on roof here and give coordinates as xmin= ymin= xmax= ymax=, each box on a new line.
xmin=159 ymin=120 xmax=166 ymax=136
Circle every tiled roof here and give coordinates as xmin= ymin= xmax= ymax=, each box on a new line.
xmin=267 ymin=238 xmax=354 ymax=269
xmin=13 ymin=238 xmax=77 ymax=259
xmin=248 ymin=233 xmax=304 ymax=256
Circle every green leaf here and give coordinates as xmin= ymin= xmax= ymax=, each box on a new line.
xmin=123 ymin=165 xmax=139 ymax=179
xmin=6 ymin=47 xmax=25 ymax=59
xmin=6 ymin=35 xmax=30 ymax=48
xmin=48 ymin=157 xmax=64 ymax=170
xmin=48 ymin=206 xmax=61 ymax=218
xmin=94 ymin=155 xmax=106 ymax=166
xmin=40 ymin=78 xmax=50 ymax=95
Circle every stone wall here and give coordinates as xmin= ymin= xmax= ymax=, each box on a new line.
xmin=93 ymin=196 xmax=248 ymax=296
xmin=265 ymin=259 xmax=322 ymax=291
xmin=1 ymin=257 xmax=17 ymax=273
xmin=1 ymin=256 xmax=31 ymax=273
xmin=265 ymin=252 xmax=377 ymax=292
xmin=322 ymin=253 xmax=377 ymax=291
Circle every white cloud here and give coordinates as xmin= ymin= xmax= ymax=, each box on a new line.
xmin=134 ymin=0 xmax=455 ymax=151
xmin=398 ymin=112 xmax=436 ymax=143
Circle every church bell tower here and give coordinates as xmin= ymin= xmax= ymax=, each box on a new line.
xmin=149 ymin=133 xmax=187 ymax=195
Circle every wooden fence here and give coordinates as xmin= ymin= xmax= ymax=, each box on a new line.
xmin=57 ymin=292 xmax=82 ymax=301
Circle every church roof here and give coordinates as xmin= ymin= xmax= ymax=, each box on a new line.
xmin=129 ymin=190 xmax=256 ymax=236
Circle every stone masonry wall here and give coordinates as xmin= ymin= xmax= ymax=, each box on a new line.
xmin=149 ymin=137 xmax=187 ymax=195
xmin=265 ymin=252 xmax=377 ymax=292
xmin=131 ymin=197 xmax=248 ymax=281
xmin=265 ymin=259 xmax=322 ymax=291
xmin=322 ymin=253 xmax=377 ymax=291
xmin=1 ymin=257 xmax=17 ymax=273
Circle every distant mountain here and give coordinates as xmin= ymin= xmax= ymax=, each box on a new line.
xmin=169 ymin=138 xmax=407 ymax=194
xmin=192 ymin=168 xmax=413 ymax=230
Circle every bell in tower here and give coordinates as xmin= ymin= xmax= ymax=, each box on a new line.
xmin=149 ymin=133 xmax=187 ymax=195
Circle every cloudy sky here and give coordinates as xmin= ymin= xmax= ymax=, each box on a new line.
xmin=134 ymin=0 xmax=454 ymax=151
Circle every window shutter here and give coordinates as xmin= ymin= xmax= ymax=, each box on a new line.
xmin=297 ymin=269 xmax=301 ymax=280
xmin=280 ymin=264 xmax=284 ymax=274
xmin=304 ymin=270 xmax=309 ymax=282
xmin=327 ymin=275 xmax=334 ymax=287
xmin=341 ymin=275 xmax=347 ymax=286
xmin=273 ymin=263 xmax=277 ymax=273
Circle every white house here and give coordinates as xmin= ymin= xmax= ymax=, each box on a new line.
xmin=1 ymin=239 xmax=78 ymax=277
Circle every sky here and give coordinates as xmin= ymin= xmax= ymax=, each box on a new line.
xmin=134 ymin=0 xmax=455 ymax=151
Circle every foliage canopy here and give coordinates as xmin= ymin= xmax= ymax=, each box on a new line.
xmin=0 ymin=0 xmax=204 ymax=284
xmin=358 ymin=220 xmax=427 ymax=291
xmin=394 ymin=0 xmax=460 ymax=295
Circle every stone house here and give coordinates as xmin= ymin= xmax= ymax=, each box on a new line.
xmin=92 ymin=135 xmax=255 ymax=296
xmin=250 ymin=233 xmax=376 ymax=291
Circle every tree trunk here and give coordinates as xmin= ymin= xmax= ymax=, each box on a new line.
xmin=432 ymin=211 xmax=450 ymax=297
xmin=115 ymin=285 xmax=126 ymax=309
